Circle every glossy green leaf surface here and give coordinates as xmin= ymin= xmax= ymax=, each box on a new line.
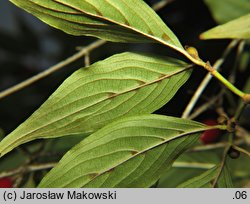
xmin=204 ymin=0 xmax=250 ymax=24
xmin=0 ymin=52 xmax=192 ymax=157
xmin=10 ymin=0 xmax=183 ymax=49
xmin=38 ymin=114 xmax=207 ymax=187
xmin=200 ymin=14 xmax=250 ymax=40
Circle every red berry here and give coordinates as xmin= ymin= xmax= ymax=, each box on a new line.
xmin=0 ymin=177 xmax=13 ymax=188
xmin=200 ymin=119 xmax=221 ymax=144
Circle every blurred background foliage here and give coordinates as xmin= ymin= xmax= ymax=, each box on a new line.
xmin=0 ymin=0 xmax=249 ymax=187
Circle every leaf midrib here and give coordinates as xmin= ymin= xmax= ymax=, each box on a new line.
xmin=55 ymin=124 xmax=199 ymax=158
xmin=6 ymin=65 xmax=189 ymax=144
xmin=28 ymin=0 xmax=124 ymax=27
xmin=53 ymin=0 xmax=184 ymax=51
xmin=38 ymin=60 xmax=187 ymax=109
xmin=52 ymin=128 xmax=203 ymax=187
xmin=17 ymin=66 xmax=192 ymax=138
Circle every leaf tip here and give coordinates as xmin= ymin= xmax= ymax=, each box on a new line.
xmin=199 ymin=33 xmax=206 ymax=40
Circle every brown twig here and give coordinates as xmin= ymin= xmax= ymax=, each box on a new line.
xmin=0 ymin=162 xmax=56 ymax=179
xmin=232 ymin=145 xmax=250 ymax=158
xmin=188 ymin=91 xmax=224 ymax=120
xmin=236 ymin=126 xmax=250 ymax=145
xmin=212 ymin=145 xmax=230 ymax=187
xmin=84 ymin=52 xmax=90 ymax=67
xmin=0 ymin=0 xmax=170 ymax=100
xmin=189 ymin=139 xmax=244 ymax=152
xmin=152 ymin=0 xmax=174 ymax=10
xmin=228 ymin=40 xmax=246 ymax=84
xmin=0 ymin=40 xmax=106 ymax=100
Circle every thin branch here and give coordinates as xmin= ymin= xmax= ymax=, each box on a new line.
xmin=236 ymin=126 xmax=250 ymax=145
xmin=0 ymin=0 xmax=169 ymax=100
xmin=234 ymin=103 xmax=247 ymax=122
xmin=188 ymin=91 xmax=224 ymax=119
xmin=182 ymin=40 xmax=239 ymax=118
xmin=173 ymin=161 xmax=215 ymax=169
xmin=0 ymin=40 xmax=106 ymax=100
xmin=212 ymin=145 xmax=230 ymax=187
xmin=152 ymin=0 xmax=174 ymax=10
xmin=232 ymin=145 xmax=250 ymax=158
xmin=189 ymin=139 xmax=244 ymax=152
xmin=84 ymin=52 xmax=90 ymax=67
xmin=0 ymin=162 xmax=56 ymax=179
xmin=228 ymin=40 xmax=246 ymax=84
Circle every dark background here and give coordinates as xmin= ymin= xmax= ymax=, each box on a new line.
xmin=0 ymin=0 xmax=247 ymax=134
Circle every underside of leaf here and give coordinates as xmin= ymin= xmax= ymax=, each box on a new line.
xmin=38 ymin=115 xmax=207 ymax=187
xmin=10 ymin=0 xmax=184 ymax=50
xmin=0 ymin=52 xmax=192 ymax=157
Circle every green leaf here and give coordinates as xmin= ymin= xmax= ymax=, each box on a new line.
xmin=177 ymin=162 xmax=234 ymax=188
xmin=176 ymin=150 xmax=221 ymax=164
xmin=158 ymin=151 xmax=219 ymax=187
xmin=200 ymin=14 xmax=250 ymax=40
xmin=204 ymin=0 xmax=250 ymax=24
xmin=159 ymin=150 xmax=220 ymax=188
xmin=239 ymin=50 xmax=250 ymax=72
xmin=0 ymin=130 xmax=26 ymax=172
xmin=217 ymin=162 xmax=234 ymax=188
xmin=44 ymin=135 xmax=86 ymax=155
xmin=160 ymin=148 xmax=233 ymax=188
xmin=177 ymin=166 xmax=219 ymax=188
xmin=0 ymin=52 xmax=192 ymax=157
xmin=10 ymin=0 xmax=183 ymax=50
xmin=0 ymin=150 xmax=26 ymax=172
xmin=228 ymin=153 xmax=250 ymax=187
xmin=23 ymin=173 xmax=36 ymax=188
xmin=38 ymin=114 xmax=207 ymax=188
xmin=158 ymin=167 xmax=206 ymax=188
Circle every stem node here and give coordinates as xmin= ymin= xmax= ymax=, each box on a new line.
xmin=243 ymin=94 xmax=250 ymax=104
